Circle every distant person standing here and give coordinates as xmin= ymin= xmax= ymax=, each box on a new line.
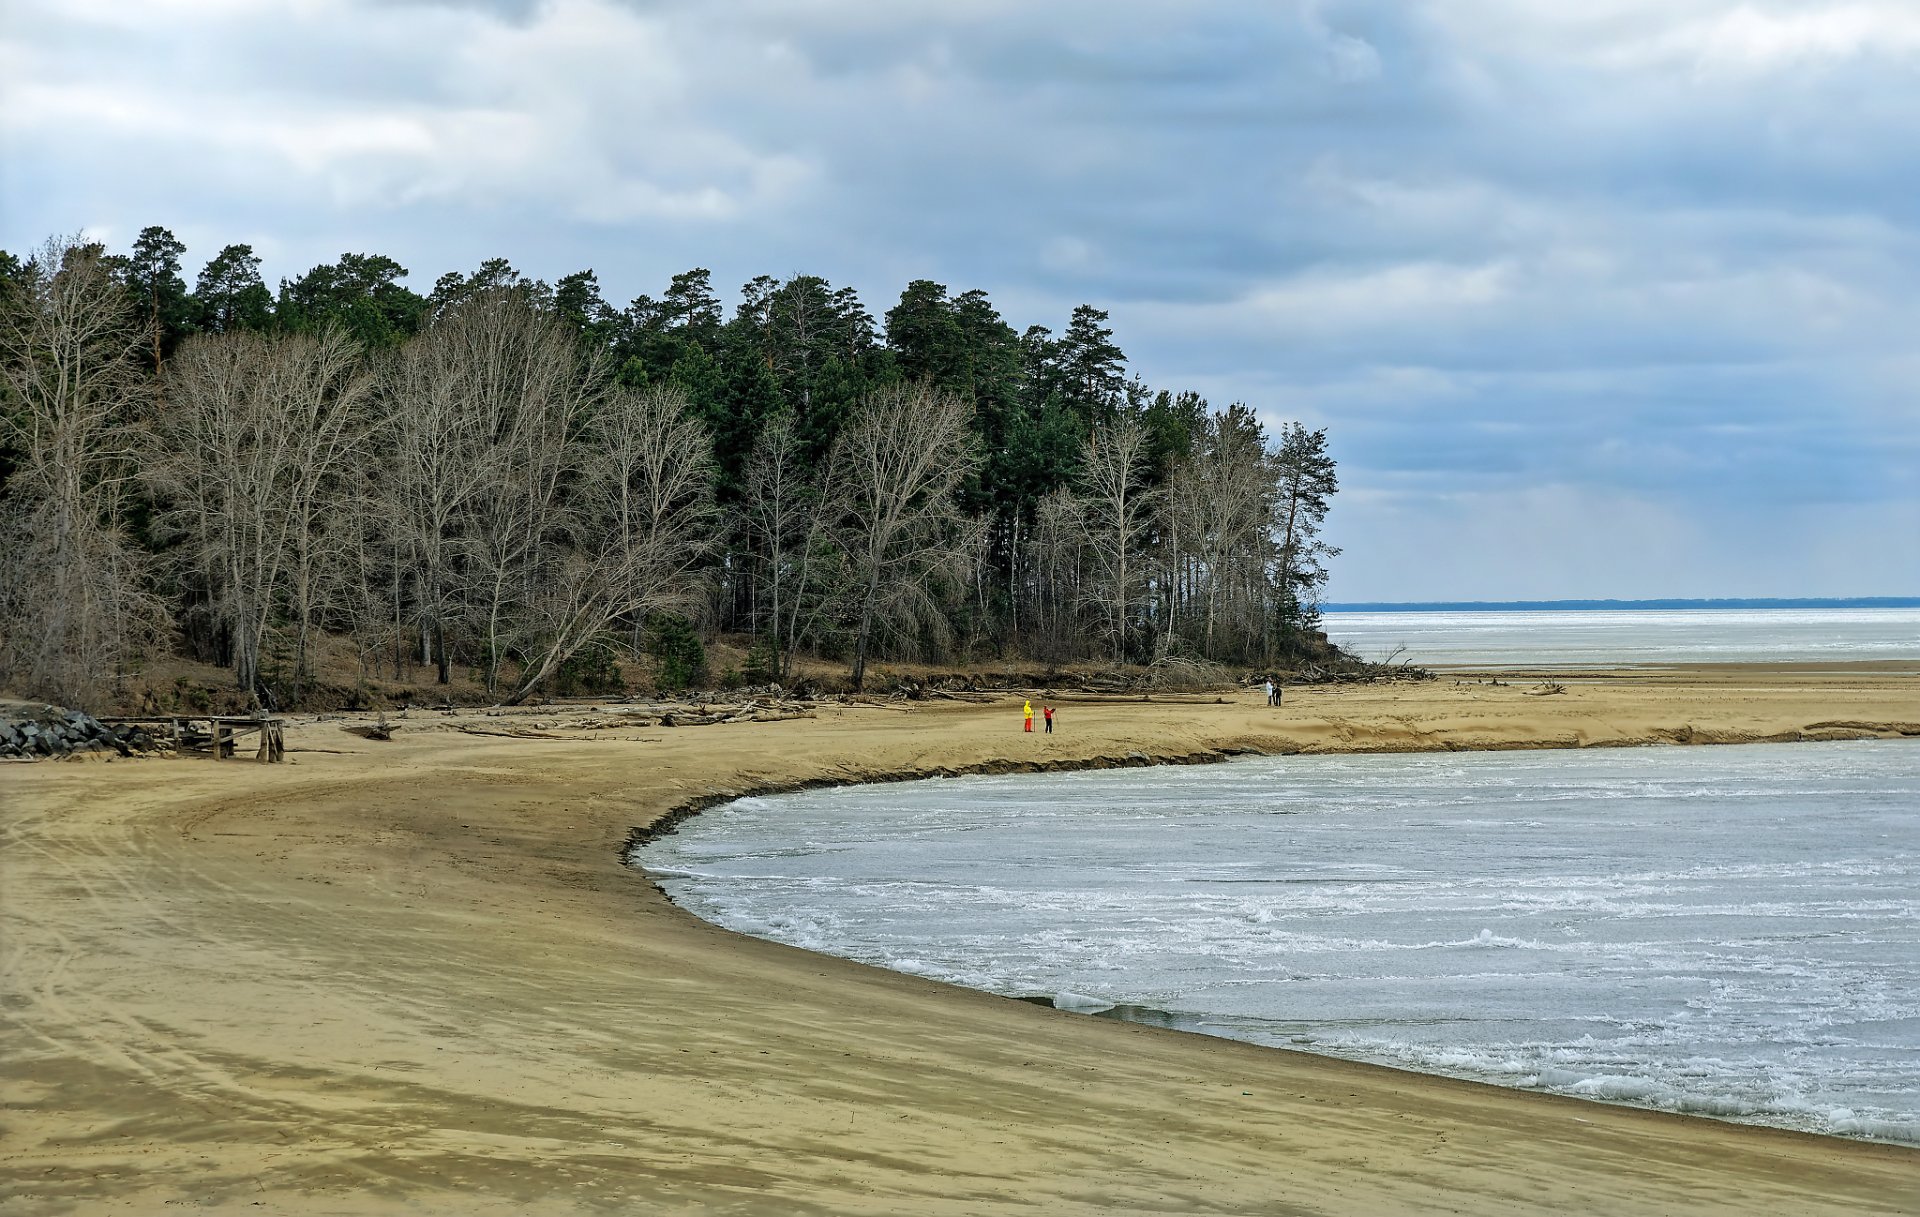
xmin=1023 ymin=698 xmax=1034 ymax=732
xmin=1043 ymin=705 xmax=1054 ymax=734
xmin=1263 ymin=678 xmax=1274 ymax=706
xmin=1274 ymin=679 xmax=1283 ymax=707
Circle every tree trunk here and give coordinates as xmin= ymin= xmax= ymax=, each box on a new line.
xmin=850 ymin=567 xmax=881 ymax=691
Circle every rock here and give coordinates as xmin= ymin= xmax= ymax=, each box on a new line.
xmin=0 ymin=705 xmax=161 ymax=761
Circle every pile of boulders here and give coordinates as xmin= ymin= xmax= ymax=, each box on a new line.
xmin=0 ymin=705 xmax=165 ymax=760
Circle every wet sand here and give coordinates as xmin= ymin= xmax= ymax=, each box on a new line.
xmin=4 ymin=665 xmax=1918 ymax=1214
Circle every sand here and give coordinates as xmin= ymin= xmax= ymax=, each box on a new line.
xmin=3 ymin=664 xmax=1918 ymax=1215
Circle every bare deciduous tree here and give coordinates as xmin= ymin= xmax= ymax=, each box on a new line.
xmin=503 ymin=382 xmax=714 ymax=702
xmin=0 ymin=237 xmax=161 ymax=706
xmin=450 ymin=295 xmax=592 ymax=695
xmin=283 ymin=337 xmax=382 ymax=691
xmin=323 ymin=454 xmax=403 ymax=698
xmin=1026 ymin=487 xmax=1085 ymax=663
xmin=830 ymin=383 xmax=980 ymax=690
xmin=1186 ymin=405 xmax=1277 ymax=659
xmin=148 ymin=326 xmax=374 ymax=699
xmin=384 ymin=293 xmax=556 ymax=684
xmin=1076 ymin=413 xmax=1154 ymax=663
xmin=742 ymin=408 xmax=835 ymax=682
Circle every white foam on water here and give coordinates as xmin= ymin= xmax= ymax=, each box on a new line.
xmin=634 ymin=740 xmax=1920 ymax=1143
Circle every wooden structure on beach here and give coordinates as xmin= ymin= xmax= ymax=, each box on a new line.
xmin=98 ymin=713 xmax=287 ymax=762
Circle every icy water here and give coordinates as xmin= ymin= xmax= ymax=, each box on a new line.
xmin=635 ymin=741 xmax=1920 ymax=1142
xmin=1321 ymin=607 xmax=1920 ymax=667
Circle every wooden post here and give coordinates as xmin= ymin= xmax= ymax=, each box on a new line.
xmin=213 ymin=720 xmax=227 ymax=760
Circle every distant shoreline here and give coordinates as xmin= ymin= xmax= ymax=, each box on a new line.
xmin=1323 ymin=597 xmax=1920 ymax=612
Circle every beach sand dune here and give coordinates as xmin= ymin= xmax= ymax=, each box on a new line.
xmin=4 ymin=667 xmax=1918 ymax=1214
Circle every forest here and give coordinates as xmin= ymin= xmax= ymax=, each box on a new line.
xmin=0 ymin=227 xmax=1340 ymax=709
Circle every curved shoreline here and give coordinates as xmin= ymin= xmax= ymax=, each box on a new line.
xmin=622 ymin=745 xmax=1236 ymax=853
xmin=628 ymin=741 xmax=1920 ymax=1148
xmin=5 ymin=667 xmax=1919 ymax=1215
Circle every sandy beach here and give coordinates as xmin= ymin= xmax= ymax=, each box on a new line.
xmin=4 ymin=664 xmax=1918 ymax=1215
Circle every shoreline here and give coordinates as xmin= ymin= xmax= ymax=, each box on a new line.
xmin=625 ymin=736 xmax=1920 ymax=1149
xmin=5 ymin=665 xmax=1919 ymax=1215
xmin=620 ymin=746 xmax=1236 ymax=855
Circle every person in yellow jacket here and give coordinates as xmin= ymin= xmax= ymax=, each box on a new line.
xmin=1023 ymin=699 xmax=1033 ymax=732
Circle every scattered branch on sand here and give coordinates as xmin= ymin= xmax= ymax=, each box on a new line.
xmin=452 ymin=697 xmax=825 ymax=733
xmin=456 ymin=724 xmax=564 ymax=739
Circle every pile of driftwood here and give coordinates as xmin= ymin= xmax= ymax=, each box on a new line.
xmin=655 ymin=698 xmax=817 ymax=727
xmin=888 ymin=671 xmax=1181 ymax=697
xmin=885 ymin=677 xmax=996 ymax=702
xmin=451 ymin=697 xmax=821 ymax=736
xmin=1289 ymin=661 xmax=1436 ymax=685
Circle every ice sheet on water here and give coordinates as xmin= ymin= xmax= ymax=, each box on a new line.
xmin=1319 ymin=606 xmax=1920 ymax=667
xmin=634 ymin=740 xmax=1920 ymax=1142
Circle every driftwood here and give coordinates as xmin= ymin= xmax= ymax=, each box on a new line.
xmin=456 ymin=724 xmax=563 ymax=739
xmin=343 ymin=714 xmax=394 ymax=741
xmin=661 ymin=711 xmax=724 ymax=727
xmin=1295 ymin=660 xmax=1435 ymax=685
xmin=849 ymin=699 xmax=915 ymax=712
xmin=723 ymin=708 xmax=816 ymax=724
xmin=646 ymin=698 xmax=824 ymax=728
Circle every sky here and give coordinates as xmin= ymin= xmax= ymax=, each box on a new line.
xmin=4 ymin=0 xmax=1917 ymax=601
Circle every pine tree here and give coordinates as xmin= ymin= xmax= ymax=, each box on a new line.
xmin=123 ymin=226 xmax=194 ymax=372
xmin=193 ymin=244 xmax=274 ymax=335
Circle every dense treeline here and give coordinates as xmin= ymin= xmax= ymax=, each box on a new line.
xmin=0 ymin=228 xmax=1338 ymax=708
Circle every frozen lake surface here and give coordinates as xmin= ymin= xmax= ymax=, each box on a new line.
xmin=1320 ymin=607 xmax=1920 ymax=667
xmin=635 ymin=741 xmax=1920 ymax=1142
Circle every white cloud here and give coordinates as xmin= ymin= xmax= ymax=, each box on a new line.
xmin=1252 ymin=260 xmax=1514 ymax=323
xmin=1325 ymin=33 xmax=1382 ymax=83
xmin=1132 ymin=261 xmax=1515 ymax=349
xmin=1612 ymin=4 xmax=1920 ymax=75
xmin=2 ymin=0 xmax=822 ymax=227
xmin=1421 ymin=0 xmax=1920 ymax=78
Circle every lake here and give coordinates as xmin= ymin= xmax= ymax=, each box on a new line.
xmin=1319 ymin=607 xmax=1920 ymax=667
xmin=635 ymin=741 xmax=1920 ymax=1143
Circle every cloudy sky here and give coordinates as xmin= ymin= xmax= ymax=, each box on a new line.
xmin=5 ymin=0 xmax=1916 ymax=601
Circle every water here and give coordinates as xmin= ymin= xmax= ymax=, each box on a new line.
xmin=1321 ymin=607 xmax=1920 ymax=667
xmin=634 ymin=741 xmax=1920 ymax=1142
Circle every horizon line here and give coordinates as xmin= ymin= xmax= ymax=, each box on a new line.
xmin=1322 ymin=596 xmax=1920 ymax=612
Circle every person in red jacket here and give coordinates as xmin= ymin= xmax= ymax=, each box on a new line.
xmin=1043 ymin=705 xmax=1055 ymax=734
